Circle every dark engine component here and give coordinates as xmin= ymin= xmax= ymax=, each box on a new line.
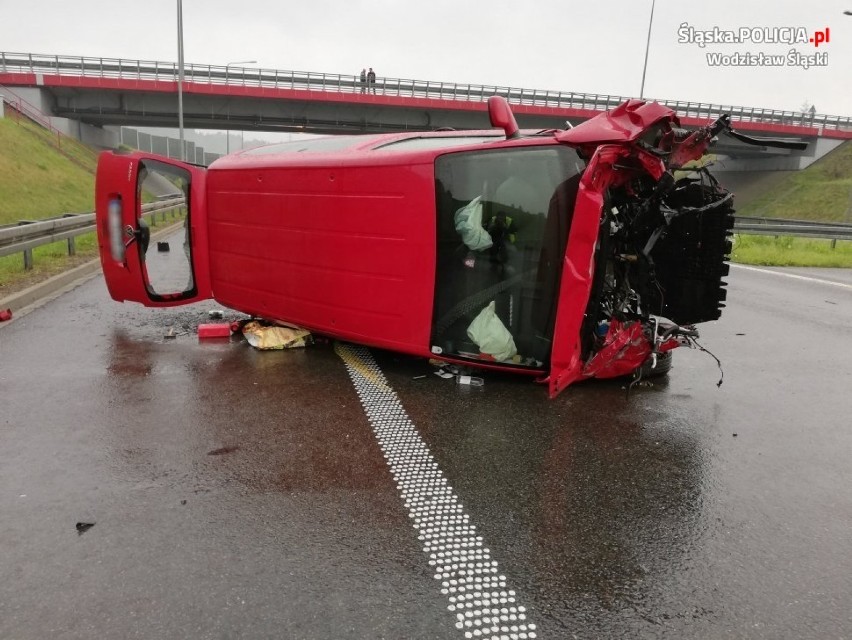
xmin=647 ymin=179 xmax=735 ymax=325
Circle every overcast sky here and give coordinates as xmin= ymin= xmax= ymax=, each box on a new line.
xmin=2 ymin=0 xmax=851 ymax=115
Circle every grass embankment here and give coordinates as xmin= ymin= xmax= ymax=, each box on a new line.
xmin=0 ymin=117 xmax=103 ymax=297
xmin=733 ymin=140 xmax=852 ymax=267
xmin=737 ymin=140 xmax=852 ymax=222
xmin=732 ymin=235 xmax=852 ymax=268
xmin=0 ymin=118 xmax=97 ymax=224
xmin=0 ymin=118 xmax=183 ymax=297
xmin=0 ymin=115 xmax=190 ymax=300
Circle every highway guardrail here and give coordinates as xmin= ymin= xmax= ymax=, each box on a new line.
xmin=0 ymin=196 xmax=185 ymax=269
xmin=734 ymin=216 xmax=852 ymax=244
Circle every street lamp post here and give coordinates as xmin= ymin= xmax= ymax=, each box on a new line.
xmin=639 ymin=0 xmax=656 ymax=99
xmin=845 ymin=11 xmax=851 ymax=220
xmin=225 ymin=60 xmax=257 ymax=154
xmin=177 ymin=0 xmax=185 ymax=161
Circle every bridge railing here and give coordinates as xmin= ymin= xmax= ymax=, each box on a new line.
xmin=2 ymin=51 xmax=851 ymax=133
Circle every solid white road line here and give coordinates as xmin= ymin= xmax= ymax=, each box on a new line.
xmin=730 ymin=263 xmax=852 ymax=291
xmin=336 ymin=343 xmax=538 ymax=640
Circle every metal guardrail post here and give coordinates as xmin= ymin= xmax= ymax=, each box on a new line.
xmin=17 ymin=220 xmax=35 ymax=270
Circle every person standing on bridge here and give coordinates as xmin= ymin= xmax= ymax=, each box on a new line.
xmin=359 ymin=68 xmax=367 ymax=94
xmin=367 ymin=67 xmax=376 ymax=94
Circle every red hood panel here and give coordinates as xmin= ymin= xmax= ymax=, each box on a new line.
xmin=556 ymin=99 xmax=678 ymax=146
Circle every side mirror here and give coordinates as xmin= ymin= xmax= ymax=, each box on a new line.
xmin=488 ymin=96 xmax=520 ymax=140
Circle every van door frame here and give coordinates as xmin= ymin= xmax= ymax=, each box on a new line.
xmin=95 ymin=151 xmax=212 ymax=307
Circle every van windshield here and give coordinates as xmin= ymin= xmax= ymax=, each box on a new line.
xmin=431 ymin=145 xmax=583 ymax=368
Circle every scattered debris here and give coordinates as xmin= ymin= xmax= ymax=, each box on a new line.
xmin=242 ymin=320 xmax=312 ymax=350
xmin=825 ymin=300 xmax=837 ymax=305
xmin=735 ymin=333 xmax=746 ymax=336
xmin=430 ymin=361 xmax=485 ymax=386
xmin=0 ymin=309 xmax=12 ymax=322
xmin=208 ymin=309 xmax=225 ymax=319
xmin=180 ymin=499 xmax=187 ymax=505
xmin=733 ymin=433 xmax=738 ymax=437
xmin=207 ymin=445 xmax=240 ymax=456
xmin=75 ymin=522 xmax=95 ymax=535
xmin=157 ymin=241 xmax=170 ymax=252
xmin=432 ymin=363 xmax=462 ymax=378
xmin=164 ymin=327 xmax=176 ymax=339
xmin=198 ymin=323 xmax=232 ymax=339
xmin=683 ymin=335 xmax=725 ymax=388
xmin=457 ymin=375 xmax=484 ymax=387
xmin=412 ymin=375 xmax=427 ymax=380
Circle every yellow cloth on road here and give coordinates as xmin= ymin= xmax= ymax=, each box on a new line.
xmin=242 ymin=321 xmax=311 ymax=350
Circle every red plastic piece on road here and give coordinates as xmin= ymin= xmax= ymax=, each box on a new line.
xmin=0 ymin=309 xmax=12 ymax=322
xmin=197 ymin=323 xmax=231 ymax=339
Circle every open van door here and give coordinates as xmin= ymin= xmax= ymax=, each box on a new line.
xmin=95 ymin=151 xmax=211 ymax=306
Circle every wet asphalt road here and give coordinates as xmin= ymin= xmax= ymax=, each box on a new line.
xmin=1 ymin=265 xmax=851 ymax=639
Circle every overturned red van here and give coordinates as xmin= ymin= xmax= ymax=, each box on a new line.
xmin=95 ymin=97 xmax=803 ymax=396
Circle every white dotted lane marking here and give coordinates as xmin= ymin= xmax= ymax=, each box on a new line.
xmin=730 ymin=263 xmax=852 ymax=291
xmin=335 ymin=343 xmax=538 ymax=640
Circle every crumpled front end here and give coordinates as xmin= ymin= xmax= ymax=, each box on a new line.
xmin=547 ymin=101 xmax=734 ymax=397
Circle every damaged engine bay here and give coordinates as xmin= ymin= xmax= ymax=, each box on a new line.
xmin=580 ymin=168 xmax=734 ymax=383
xmin=554 ymin=104 xmax=807 ymax=392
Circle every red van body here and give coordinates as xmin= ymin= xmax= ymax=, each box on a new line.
xmin=96 ymin=98 xmax=738 ymax=397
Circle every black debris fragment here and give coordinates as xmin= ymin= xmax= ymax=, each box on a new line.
xmin=76 ymin=522 xmax=95 ymax=535
xmin=207 ymin=445 xmax=240 ymax=456
xmin=157 ymin=241 xmax=170 ymax=252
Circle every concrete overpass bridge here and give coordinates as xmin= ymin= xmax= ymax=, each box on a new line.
xmin=2 ymin=52 xmax=850 ymax=170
